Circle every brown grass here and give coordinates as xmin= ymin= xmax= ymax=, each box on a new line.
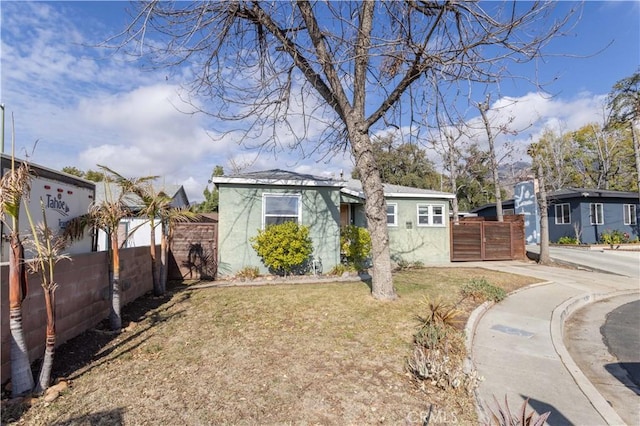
xmin=2 ymin=267 xmax=540 ymax=425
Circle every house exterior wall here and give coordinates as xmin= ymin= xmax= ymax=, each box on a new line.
xmin=352 ymin=198 xmax=451 ymax=264
xmin=217 ymin=184 xmax=341 ymax=276
xmin=548 ymin=197 xmax=640 ymax=244
xmin=387 ymin=198 xmax=451 ymax=263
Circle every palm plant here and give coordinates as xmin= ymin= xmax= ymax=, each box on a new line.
xmin=23 ymin=198 xmax=70 ymax=394
xmin=0 ymin=155 xmax=35 ymax=397
xmin=65 ymin=181 xmax=132 ymax=332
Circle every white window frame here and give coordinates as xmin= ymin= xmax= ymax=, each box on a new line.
xmin=590 ymin=203 xmax=604 ymax=225
xmin=416 ymin=203 xmax=446 ymax=227
xmin=555 ymin=203 xmax=571 ymax=225
xmin=624 ymin=204 xmax=637 ymax=225
xmin=262 ymin=193 xmax=301 ymax=228
xmin=386 ymin=203 xmax=398 ymax=227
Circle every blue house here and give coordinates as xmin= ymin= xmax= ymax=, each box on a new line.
xmin=472 ymin=187 xmax=640 ymax=244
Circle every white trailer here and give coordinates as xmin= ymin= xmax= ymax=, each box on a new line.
xmin=1 ymin=154 xmax=96 ymax=262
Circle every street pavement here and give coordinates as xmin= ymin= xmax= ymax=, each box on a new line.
xmin=466 ymin=252 xmax=639 ymax=426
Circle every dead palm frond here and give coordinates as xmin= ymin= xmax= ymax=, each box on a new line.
xmin=0 ymin=160 xmax=32 ymax=228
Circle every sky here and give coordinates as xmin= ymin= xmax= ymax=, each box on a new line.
xmin=1 ymin=1 xmax=639 ymax=203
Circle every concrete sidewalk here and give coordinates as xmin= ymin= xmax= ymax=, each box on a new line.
xmin=468 ymin=261 xmax=639 ymax=425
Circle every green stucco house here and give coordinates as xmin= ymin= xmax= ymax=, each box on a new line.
xmin=211 ymin=170 xmax=455 ymax=276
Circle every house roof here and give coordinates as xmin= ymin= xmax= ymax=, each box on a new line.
xmin=212 ymin=169 xmax=455 ymax=199
xmin=94 ymin=182 xmax=189 ymax=209
xmin=471 ymin=187 xmax=640 ymax=213
xmin=341 ymin=179 xmax=455 ymax=200
xmin=210 ymin=169 xmax=343 ymax=187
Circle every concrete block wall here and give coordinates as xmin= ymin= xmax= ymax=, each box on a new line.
xmin=1 ymin=246 xmax=153 ymax=384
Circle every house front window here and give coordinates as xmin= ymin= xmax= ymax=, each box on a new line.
xmin=417 ymin=204 xmax=445 ymax=227
xmin=624 ymin=204 xmax=637 ymax=225
xmin=555 ymin=203 xmax=571 ymax=225
xmin=263 ymin=194 xmax=301 ymax=227
xmin=387 ymin=203 xmax=398 ymax=226
xmin=590 ymin=203 xmax=603 ymax=225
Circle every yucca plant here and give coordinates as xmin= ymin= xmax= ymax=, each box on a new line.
xmin=418 ymin=296 xmax=466 ymax=329
xmin=23 ymin=198 xmax=70 ymax=394
xmin=0 ymin=149 xmax=35 ymax=397
xmin=484 ymin=396 xmax=551 ymax=426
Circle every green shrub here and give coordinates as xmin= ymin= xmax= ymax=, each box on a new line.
xmin=250 ymin=222 xmax=313 ymax=276
xmin=414 ymin=322 xmax=449 ymax=350
xmin=600 ymin=229 xmax=631 ymax=245
xmin=340 ymin=225 xmax=371 ymax=270
xmin=556 ymin=235 xmax=579 ymax=245
xmin=327 ymin=263 xmax=357 ymax=276
xmin=461 ymin=277 xmax=506 ymax=302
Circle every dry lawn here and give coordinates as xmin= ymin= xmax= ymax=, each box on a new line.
xmin=2 ymin=267 xmax=540 ymax=425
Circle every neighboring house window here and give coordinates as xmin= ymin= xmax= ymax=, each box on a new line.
xmin=624 ymin=204 xmax=637 ymax=225
xmin=503 ymin=209 xmax=515 ymax=215
xmin=555 ymin=203 xmax=571 ymax=225
xmin=590 ymin=203 xmax=603 ymax=225
xmin=387 ymin=203 xmax=398 ymax=226
xmin=263 ymin=194 xmax=301 ymax=227
xmin=417 ymin=204 xmax=445 ymax=226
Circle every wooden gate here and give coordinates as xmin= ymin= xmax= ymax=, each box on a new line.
xmin=450 ymin=215 xmax=525 ymax=261
xmin=168 ymin=214 xmax=218 ymax=280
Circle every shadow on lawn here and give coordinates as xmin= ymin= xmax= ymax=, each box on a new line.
xmin=53 ymin=282 xmax=192 ymax=381
xmin=0 ymin=282 xmax=192 ymax=425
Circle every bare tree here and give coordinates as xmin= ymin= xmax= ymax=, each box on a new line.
xmin=529 ymin=143 xmax=551 ymax=264
xmin=115 ymin=1 xmax=574 ymax=300
xmin=608 ymin=71 xmax=640 ymax=199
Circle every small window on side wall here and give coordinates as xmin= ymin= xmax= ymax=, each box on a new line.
xmin=417 ymin=204 xmax=445 ymax=227
xmin=555 ymin=203 xmax=571 ymax=225
xmin=624 ymin=204 xmax=637 ymax=225
xmin=263 ymin=194 xmax=301 ymax=227
xmin=590 ymin=203 xmax=603 ymax=225
xmin=387 ymin=203 xmax=398 ymax=226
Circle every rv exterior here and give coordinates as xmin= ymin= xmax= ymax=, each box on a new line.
xmin=0 ymin=154 xmax=96 ymax=262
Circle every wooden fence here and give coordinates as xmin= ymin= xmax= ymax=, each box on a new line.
xmin=168 ymin=214 xmax=218 ymax=281
xmin=450 ymin=215 xmax=525 ymax=261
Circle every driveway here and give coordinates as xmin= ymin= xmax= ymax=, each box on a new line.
xmin=526 ymin=245 xmax=640 ymax=278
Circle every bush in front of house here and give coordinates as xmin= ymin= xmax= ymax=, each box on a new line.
xmin=340 ymin=225 xmax=371 ymax=270
xmin=251 ymin=221 xmax=313 ymax=276
xmin=600 ymin=229 xmax=633 ymax=245
xmin=556 ymin=235 xmax=580 ymax=245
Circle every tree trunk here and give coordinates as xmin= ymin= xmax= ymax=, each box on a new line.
xmin=9 ymin=235 xmax=34 ymax=397
xmin=350 ymin=131 xmax=396 ymax=300
xmin=536 ymin=163 xmax=551 ymax=265
xmin=448 ymin=145 xmax=459 ymax=224
xmin=160 ymin=224 xmax=168 ymax=294
xmin=150 ymin=218 xmax=160 ymax=296
xmin=479 ymin=100 xmax=504 ymax=221
xmin=632 ymin=119 xmax=640 ymax=201
xmin=35 ymin=285 xmax=56 ymax=394
xmin=110 ymin=232 xmax=122 ymax=331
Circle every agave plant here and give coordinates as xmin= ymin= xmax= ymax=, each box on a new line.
xmin=0 ymin=154 xmax=35 ymax=397
xmin=23 ymin=198 xmax=70 ymax=393
xmin=484 ymin=395 xmax=551 ymax=426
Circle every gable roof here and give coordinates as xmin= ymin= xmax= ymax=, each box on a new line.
xmin=210 ymin=169 xmax=343 ymax=187
xmin=94 ymin=182 xmax=189 ymax=209
xmin=341 ymin=179 xmax=455 ymax=200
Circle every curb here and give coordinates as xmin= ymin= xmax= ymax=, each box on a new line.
xmin=464 ymin=280 xmax=554 ymax=423
xmin=550 ymin=289 xmax=639 ymax=426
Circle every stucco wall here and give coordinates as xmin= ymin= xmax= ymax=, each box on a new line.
xmin=1 ymin=246 xmax=153 ymax=383
xmin=386 ymin=198 xmax=451 ymax=263
xmin=217 ymin=185 xmax=341 ymax=276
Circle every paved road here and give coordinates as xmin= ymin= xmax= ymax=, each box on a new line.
xmin=526 ymin=245 xmax=640 ymax=278
xmin=601 ymin=299 xmax=640 ymax=387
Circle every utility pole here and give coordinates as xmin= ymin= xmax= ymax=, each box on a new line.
xmin=1 ymin=103 xmax=5 ymax=154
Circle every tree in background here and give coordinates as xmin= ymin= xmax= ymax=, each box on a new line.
xmin=197 ymin=165 xmax=224 ymax=213
xmin=62 ymin=166 xmax=106 ymax=182
xmin=117 ymin=1 xmax=574 ymax=300
xmin=607 ymin=71 xmax=640 ymax=199
xmin=456 ymin=143 xmax=504 ymax=212
xmin=351 ymin=134 xmax=441 ymax=190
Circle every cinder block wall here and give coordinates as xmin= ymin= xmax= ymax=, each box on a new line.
xmin=1 ymin=246 xmax=153 ymax=384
